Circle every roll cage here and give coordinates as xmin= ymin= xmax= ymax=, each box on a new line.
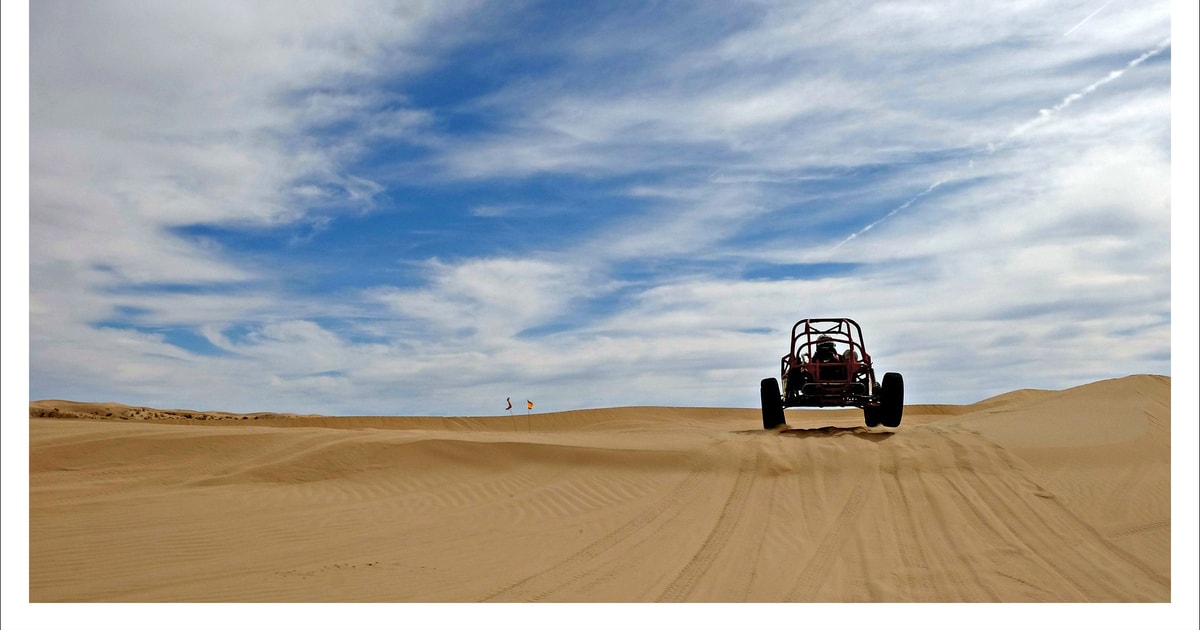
xmin=780 ymin=318 xmax=877 ymax=407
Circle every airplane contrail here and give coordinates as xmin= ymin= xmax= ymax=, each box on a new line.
xmin=830 ymin=37 xmax=1170 ymax=252
xmin=832 ymin=178 xmax=947 ymax=249
xmin=1007 ymin=37 xmax=1170 ymax=141
xmin=1064 ymin=0 xmax=1114 ymax=37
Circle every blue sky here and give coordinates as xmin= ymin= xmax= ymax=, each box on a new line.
xmin=9 ymin=0 xmax=1197 ymax=416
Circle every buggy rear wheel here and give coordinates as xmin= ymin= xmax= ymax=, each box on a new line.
xmin=760 ymin=378 xmax=786 ymax=430
xmin=863 ymin=404 xmax=882 ymax=427
xmin=879 ymin=372 xmax=904 ymax=428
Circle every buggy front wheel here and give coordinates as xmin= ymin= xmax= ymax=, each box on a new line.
xmin=760 ymin=378 xmax=786 ymax=430
xmin=879 ymin=372 xmax=904 ymax=428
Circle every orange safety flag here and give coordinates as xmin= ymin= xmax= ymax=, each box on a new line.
xmin=527 ymin=400 xmax=534 ymax=410
xmin=506 ymin=397 xmax=512 ymax=410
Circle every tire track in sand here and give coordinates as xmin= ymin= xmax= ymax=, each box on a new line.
xmin=480 ymin=457 xmax=711 ymax=602
xmin=655 ymin=448 xmax=759 ymax=602
xmin=784 ymin=475 xmax=872 ymax=601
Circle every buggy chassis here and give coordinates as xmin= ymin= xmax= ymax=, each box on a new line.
xmin=760 ymin=318 xmax=903 ymax=430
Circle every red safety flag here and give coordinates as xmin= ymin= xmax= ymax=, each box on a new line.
xmin=527 ymin=400 xmax=534 ymax=410
xmin=506 ymin=397 xmax=512 ymax=410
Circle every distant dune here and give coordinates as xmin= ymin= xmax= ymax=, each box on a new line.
xmin=28 ymin=375 xmax=1170 ymax=603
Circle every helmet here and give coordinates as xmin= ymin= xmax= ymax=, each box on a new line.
xmin=816 ymin=336 xmax=836 ymax=353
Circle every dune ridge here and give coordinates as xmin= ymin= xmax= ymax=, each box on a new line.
xmin=29 ymin=375 xmax=1170 ymax=603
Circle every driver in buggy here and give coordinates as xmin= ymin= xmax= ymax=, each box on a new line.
xmin=813 ymin=336 xmax=840 ymax=363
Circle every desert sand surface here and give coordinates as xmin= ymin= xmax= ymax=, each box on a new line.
xmin=28 ymin=375 xmax=1172 ymax=607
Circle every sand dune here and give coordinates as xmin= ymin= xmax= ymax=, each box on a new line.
xmin=28 ymin=375 xmax=1171 ymax=605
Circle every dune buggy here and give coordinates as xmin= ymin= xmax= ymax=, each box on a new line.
xmin=760 ymin=318 xmax=903 ymax=429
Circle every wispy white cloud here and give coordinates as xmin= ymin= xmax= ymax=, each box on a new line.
xmin=368 ymin=257 xmax=606 ymax=338
xmin=29 ymin=1 xmax=449 ymax=274
xmin=21 ymin=0 xmax=1180 ymax=416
